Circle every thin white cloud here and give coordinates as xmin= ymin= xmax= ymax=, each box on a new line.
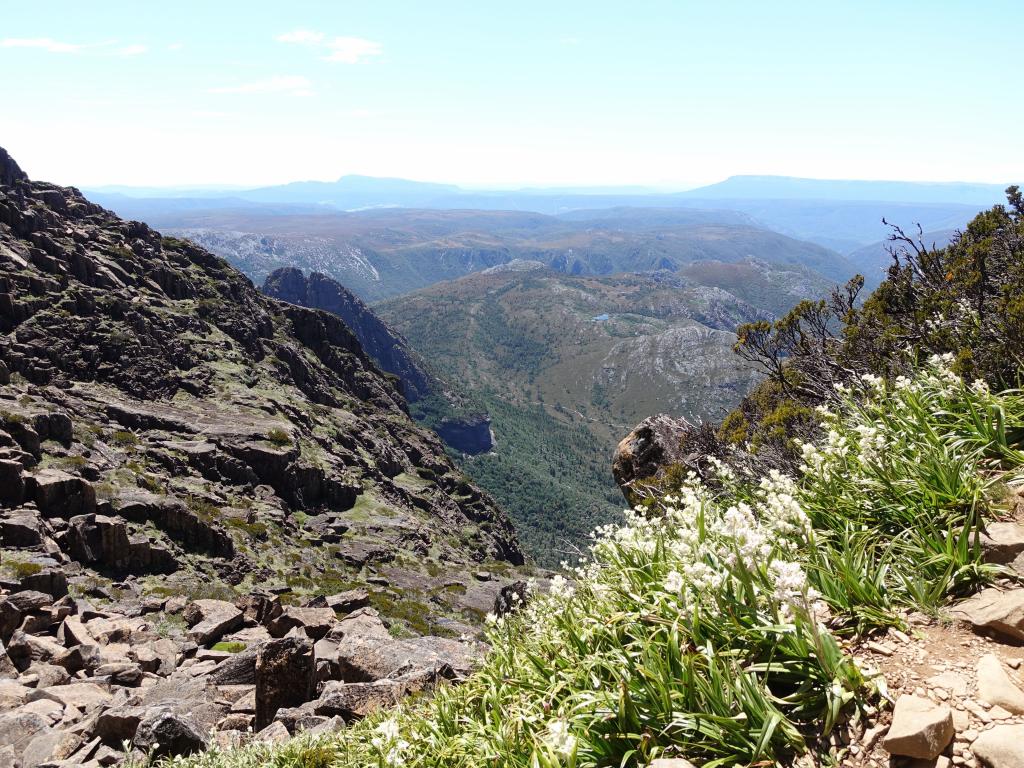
xmin=323 ymin=37 xmax=382 ymax=64
xmin=277 ymin=29 xmax=382 ymax=64
xmin=167 ymin=43 xmax=184 ymax=52
xmin=0 ymin=37 xmax=84 ymax=53
xmin=1 ymin=37 xmax=149 ymax=56
xmin=276 ymin=29 xmax=324 ymax=45
xmin=209 ymin=75 xmax=314 ymax=96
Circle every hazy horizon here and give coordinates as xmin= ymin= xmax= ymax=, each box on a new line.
xmin=78 ymin=173 xmax=1021 ymax=196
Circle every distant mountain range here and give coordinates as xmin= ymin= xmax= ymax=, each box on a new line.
xmin=87 ymin=173 xmax=1007 ymax=257
xmin=89 ymin=173 xmax=1011 ymax=207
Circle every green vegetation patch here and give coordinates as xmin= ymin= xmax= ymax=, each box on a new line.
xmin=211 ymin=641 xmax=247 ymax=654
xmin=267 ymin=427 xmax=291 ymax=447
xmin=111 ymin=430 xmax=139 ymax=448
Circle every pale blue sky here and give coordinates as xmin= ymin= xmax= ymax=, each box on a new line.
xmin=1 ymin=1 xmax=1020 ymax=187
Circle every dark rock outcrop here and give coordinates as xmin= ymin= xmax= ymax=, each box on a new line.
xmin=612 ymin=414 xmax=692 ymax=503
xmin=494 ymin=580 xmax=530 ymax=618
xmin=255 ymin=637 xmax=315 ymax=730
xmin=133 ymin=709 xmax=208 ymax=758
xmin=436 ymin=414 xmax=494 ymax=455
xmin=0 ymin=148 xmax=26 ymax=187
xmin=262 ymin=267 xmax=497 ymax=456
xmin=263 ymin=267 xmax=434 ymax=402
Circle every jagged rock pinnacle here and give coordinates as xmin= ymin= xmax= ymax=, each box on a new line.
xmin=0 ymin=146 xmax=28 ymax=186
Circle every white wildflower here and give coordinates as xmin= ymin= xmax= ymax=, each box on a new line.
xmin=374 ymin=719 xmax=400 ymax=742
xmin=854 ymin=423 xmax=887 ymax=462
xmin=706 ymin=455 xmax=736 ymax=482
xmin=860 ymin=373 xmax=884 ymax=391
xmin=683 ymin=561 xmax=722 ymax=593
xmin=549 ymin=574 xmax=574 ymax=599
xmin=544 ymin=719 xmax=577 ymax=757
xmin=371 ymin=719 xmax=410 ymax=765
xmin=769 ymin=559 xmax=809 ymax=605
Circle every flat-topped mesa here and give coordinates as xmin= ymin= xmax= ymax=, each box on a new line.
xmin=0 ymin=145 xmax=28 ymax=186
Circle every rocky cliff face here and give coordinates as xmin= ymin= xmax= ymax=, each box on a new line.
xmin=434 ymin=415 xmax=494 ymax=456
xmin=0 ymin=146 xmax=531 ymax=761
xmin=262 ymin=267 xmax=433 ymax=402
xmin=261 ymin=267 xmax=494 ymax=455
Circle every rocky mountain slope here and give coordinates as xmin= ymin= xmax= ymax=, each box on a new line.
xmin=0 ymin=147 xmax=533 ymax=765
xmin=375 ymin=266 xmax=774 ymax=564
xmin=148 ymin=207 xmax=850 ymax=302
xmin=261 ymin=268 xmax=494 ymax=455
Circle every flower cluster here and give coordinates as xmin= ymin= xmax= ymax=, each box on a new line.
xmin=798 ymin=426 xmax=849 ymax=482
xmin=543 ymin=467 xmax=825 ymax=635
xmin=371 ymin=719 xmax=410 ymax=766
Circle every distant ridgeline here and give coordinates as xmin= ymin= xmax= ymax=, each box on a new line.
xmin=157 ymin=206 xmax=857 ymax=303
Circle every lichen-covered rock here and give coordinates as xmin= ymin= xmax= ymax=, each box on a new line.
xmin=313 ymin=680 xmax=404 ymax=720
xmin=255 ymin=637 xmax=315 ymax=730
xmin=26 ymin=469 xmax=96 ymax=518
xmin=183 ymin=600 xmax=243 ymax=646
xmin=325 ymin=588 xmax=370 ymax=614
xmin=267 ymin=606 xmax=336 ymax=640
xmin=209 ymin=646 xmax=259 ymax=685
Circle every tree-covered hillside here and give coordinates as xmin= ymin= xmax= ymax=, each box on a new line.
xmin=379 ymin=268 xmax=772 ymax=565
